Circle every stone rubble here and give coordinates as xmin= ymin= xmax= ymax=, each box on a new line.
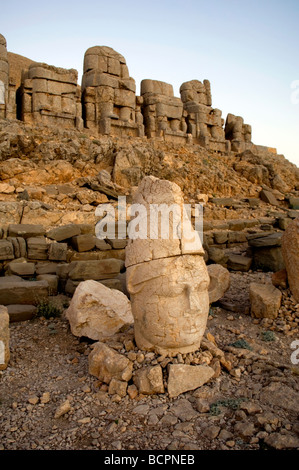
xmin=0 ymin=274 xmax=298 ymax=450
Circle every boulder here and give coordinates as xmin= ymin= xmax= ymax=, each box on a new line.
xmin=88 ymin=342 xmax=133 ymax=383
xmin=167 ymin=364 xmax=214 ymax=398
xmin=0 ymin=305 xmax=10 ymax=370
xmin=65 ymin=279 xmax=133 ymax=340
xmin=282 ymin=217 xmax=299 ymax=302
xmin=249 ymin=282 xmax=282 ymax=319
xmin=207 ymin=264 xmax=230 ymax=303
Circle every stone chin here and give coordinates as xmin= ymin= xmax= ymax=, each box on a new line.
xmin=133 ymin=291 xmax=209 ymax=355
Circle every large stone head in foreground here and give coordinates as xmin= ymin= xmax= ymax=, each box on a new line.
xmin=282 ymin=216 xmax=299 ymax=303
xmin=125 ymin=176 xmax=209 ymax=355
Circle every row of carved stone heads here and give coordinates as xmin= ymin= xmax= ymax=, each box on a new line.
xmin=1 ymin=34 xmax=252 ymax=153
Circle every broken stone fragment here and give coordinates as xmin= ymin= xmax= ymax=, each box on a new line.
xmin=66 ymin=279 xmax=133 ymax=340
xmin=167 ymin=364 xmax=214 ymax=398
xmin=207 ymin=264 xmax=230 ymax=303
xmin=249 ymin=282 xmax=282 ymax=319
xmin=133 ymin=365 xmax=164 ymax=395
xmin=47 ymin=224 xmax=81 ymax=242
xmin=88 ymin=341 xmax=133 ymax=384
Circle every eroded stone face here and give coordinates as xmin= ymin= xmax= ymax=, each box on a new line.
xmin=125 ymin=176 xmax=209 ymax=355
xmin=282 ymin=217 xmax=299 ymax=302
xmin=127 ymin=254 xmax=209 ymax=355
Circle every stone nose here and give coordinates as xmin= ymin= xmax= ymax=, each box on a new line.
xmin=186 ymin=285 xmax=200 ymax=310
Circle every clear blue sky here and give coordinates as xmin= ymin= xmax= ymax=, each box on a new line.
xmin=1 ymin=0 xmax=299 ymax=167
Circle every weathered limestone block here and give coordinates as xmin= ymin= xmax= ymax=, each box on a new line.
xmin=27 ymin=237 xmax=48 ymax=260
xmin=207 ymin=264 xmax=230 ymax=303
xmin=260 ymin=189 xmax=279 ymax=206
xmin=281 ymin=217 xmax=299 ymax=302
xmin=88 ymin=341 xmax=133 ymax=383
xmin=249 ymin=282 xmax=282 ymax=319
xmin=0 ymin=305 xmax=9 ymax=370
xmin=167 ymin=364 xmax=214 ymax=398
xmin=0 ymin=240 xmax=14 ymax=261
xmin=126 ymin=176 xmax=209 ymax=355
xmin=227 ymin=254 xmax=252 ymax=272
xmin=7 ymin=237 xmax=27 ymax=259
xmin=47 ymin=224 xmax=81 ymax=241
xmin=7 ymin=259 xmax=35 ymax=277
xmin=71 ymin=234 xmax=96 ymax=252
xmin=0 ymin=280 xmax=48 ymax=305
xmin=133 ymin=365 xmax=164 ymax=395
xmin=95 ymin=239 xmax=114 ymax=251
xmin=68 ymin=259 xmax=122 ymax=281
xmin=48 ymin=242 xmax=67 ymax=261
xmin=65 ymin=279 xmax=133 ymax=340
xmin=7 ymin=304 xmax=37 ymax=322
xmin=248 ymin=232 xmax=284 ymax=272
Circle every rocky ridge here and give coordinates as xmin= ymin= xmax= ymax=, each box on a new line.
xmin=0 ymin=119 xmax=299 ymax=451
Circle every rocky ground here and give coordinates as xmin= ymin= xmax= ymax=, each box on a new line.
xmin=1 ymin=271 xmax=299 ymax=452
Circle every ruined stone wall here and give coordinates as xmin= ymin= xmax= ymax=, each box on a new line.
xmin=225 ymin=113 xmax=252 ymax=152
xmin=0 ymin=33 xmax=277 ymax=155
xmin=82 ymin=46 xmax=144 ymax=138
xmin=20 ymin=63 xmax=83 ymax=130
xmin=0 ymin=34 xmax=9 ymax=119
xmin=180 ymin=79 xmax=231 ymax=153
xmin=140 ymin=79 xmax=189 ymax=143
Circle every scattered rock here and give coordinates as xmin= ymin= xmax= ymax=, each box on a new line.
xmin=88 ymin=342 xmax=133 ymax=383
xmin=54 ymin=399 xmax=72 ymax=418
xmin=249 ymin=282 xmax=282 ymax=319
xmin=167 ymin=364 xmax=214 ymax=398
xmin=133 ymin=365 xmax=164 ymax=395
xmin=207 ymin=264 xmax=230 ymax=303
